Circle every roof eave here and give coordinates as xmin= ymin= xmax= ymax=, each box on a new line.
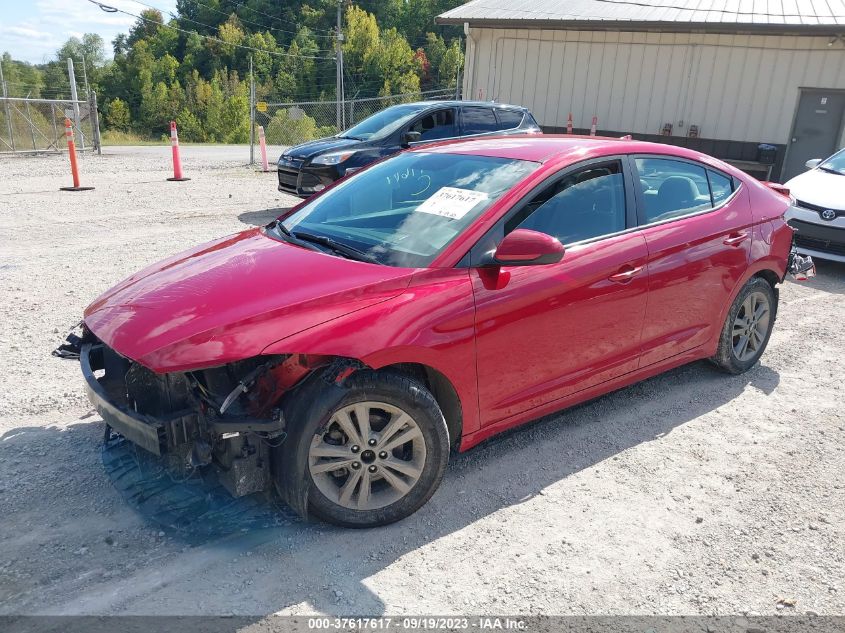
xmin=435 ymin=16 xmax=845 ymax=35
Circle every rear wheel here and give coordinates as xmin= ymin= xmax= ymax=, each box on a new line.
xmin=276 ymin=371 xmax=450 ymax=528
xmin=711 ymin=277 xmax=777 ymax=374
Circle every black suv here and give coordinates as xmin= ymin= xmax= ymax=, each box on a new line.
xmin=277 ymin=100 xmax=541 ymax=197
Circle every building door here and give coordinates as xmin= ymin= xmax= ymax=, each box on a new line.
xmin=783 ymin=89 xmax=845 ymax=181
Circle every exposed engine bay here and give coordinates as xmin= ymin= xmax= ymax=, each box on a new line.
xmin=57 ymin=326 xmax=332 ymax=498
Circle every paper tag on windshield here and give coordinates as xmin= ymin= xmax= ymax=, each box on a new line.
xmin=416 ymin=187 xmax=488 ymax=220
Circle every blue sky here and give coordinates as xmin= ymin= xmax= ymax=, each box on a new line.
xmin=0 ymin=0 xmax=178 ymax=64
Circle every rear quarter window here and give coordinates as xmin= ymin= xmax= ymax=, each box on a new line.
xmin=707 ymin=170 xmax=734 ymax=205
xmin=461 ymin=107 xmax=498 ymax=134
xmin=495 ymin=109 xmax=524 ymax=130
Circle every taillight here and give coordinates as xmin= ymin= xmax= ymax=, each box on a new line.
xmin=762 ymin=182 xmax=790 ymax=198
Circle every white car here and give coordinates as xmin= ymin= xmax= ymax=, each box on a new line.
xmin=785 ymin=148 xmax=845 ymax=262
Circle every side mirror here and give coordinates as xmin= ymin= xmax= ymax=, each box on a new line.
xmin=489 ymin=229 xmax=565 ymax=266
xmin=805 ymin=158 xmax=822 ymax=169
xmin=401 ymin=131 xmax=422 ymax=147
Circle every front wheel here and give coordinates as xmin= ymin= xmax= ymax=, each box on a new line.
xmin=276 ymin=371 xmax=450 ymax=528
xmin=711 ymin=276 xmax=778 ymax=374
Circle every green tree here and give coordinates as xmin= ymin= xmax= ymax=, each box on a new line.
xmin=271 ymin=69 xmax=297 ymax=102
xmin=148 ymin=20 xmax=179 ymax=58
xmin=266 ymin=108 xmax=319 ymax=145
xmin=201 ymin=72 xmax=248 ymax=142
xmin=138 ymin=76 xmax=185 ymax=133
xmin=36 ymin=34 xmax=107 ymax=99
xmin=42 ymin=0 xmax=466 ymax=141
xmin=176 ymin=108 xmax=205 ymax=141
xmin=105 ymin=98 xmax=131 ymax=131
xmin=343 ymin=6 xmax=379 ymax=75
xmin=217 ymin=15 xmax=246 ymax=62
xmin=245 ymin=32 xmax=278 ymax=82
xmin=152 ymin=53 xmax=179 ymax=85
xmin=439 ymin=38 xmax=464 ymax=91
xmin=128 ymin=9 xmax=164 ymax=46
xmin=371 ymin=28 xmax=421 ymax=97
xmin=56 ymin=33 xmax=105 ymax=76
xmin=0 ymin=52 xmax=44 ymax=97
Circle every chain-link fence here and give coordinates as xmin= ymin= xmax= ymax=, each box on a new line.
xmin=253 ymin=88 xmax=457 ymax=153
xmin=0 ymin=95 xmax=99 ymax=154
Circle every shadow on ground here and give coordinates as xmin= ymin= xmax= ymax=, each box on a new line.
xmin=237 ymin=207 xmax=291 ymax=227
xmin=0 ymin=358 xmax=780 ymax=615
xmin=100 ymin=439 xmax=299 ymax=544
xmin=798 ymin=258 xmax=845 ymax=295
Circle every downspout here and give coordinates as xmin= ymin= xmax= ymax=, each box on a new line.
xmin=464 ymin=22 xmax=475 ymax=101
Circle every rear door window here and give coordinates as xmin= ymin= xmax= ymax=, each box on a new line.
xmin=634 ymin=158 xmax=713 ymax=224
xmin=495 ymin=109 xmax=524 ymax=130
xmin=461 ymin=107 xmax=499 ymax=135
xmin=409 ymin=108 xmax=456 ymax=141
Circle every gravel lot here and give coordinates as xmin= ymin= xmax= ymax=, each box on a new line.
xmin=0 ymin=146 xmax=843 ymax=617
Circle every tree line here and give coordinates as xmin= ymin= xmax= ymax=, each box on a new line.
xmin=1 ymin=0 xmax=464 ymax=143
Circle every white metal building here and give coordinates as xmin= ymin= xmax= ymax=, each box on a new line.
xmin=437 ymin=0 xmax=845 ymax=181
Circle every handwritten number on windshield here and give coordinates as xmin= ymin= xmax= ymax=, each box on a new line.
xmin=386 ymin=168 xmax=431 ymax=197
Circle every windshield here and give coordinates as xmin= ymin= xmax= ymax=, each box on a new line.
xmin=277 ymin=152 xmax=538 ymax=267
xmin=820 ymin=148 xmax=845 ymax=175
xmin=338 ymin=104 xmax=431 ymax=141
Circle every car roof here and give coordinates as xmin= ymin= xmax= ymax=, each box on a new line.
xmin=399 ymin=100 xmax=528 ymax=111
xmin=413 ymin=134 xmax=740 ymax=170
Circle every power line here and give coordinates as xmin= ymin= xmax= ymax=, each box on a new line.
xmin=121 ymin=0 xmax=460 ymax=60
xmin=86 ymin=0 xmax=337 ymax=60
xmin=125 ymin=0 xmax=336 ymax=53
xmin=229 ymin=0 xmax=335 ymax=35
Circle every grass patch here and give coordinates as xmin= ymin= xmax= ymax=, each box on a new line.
xmin=100 ymin=130 xmax=167 ymax=146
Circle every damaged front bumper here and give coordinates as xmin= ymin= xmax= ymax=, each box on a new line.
xmin=58 ymin=332 xmax=296 ymax=498
xmin=81 ymin=343 xmax=183 ymax=456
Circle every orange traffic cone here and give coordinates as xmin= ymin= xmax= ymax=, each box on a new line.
xmin=167 ymin=121 xmax=190 ymax=182
xmin=258 ymin=125 xmax=270 ymax=173
xmin=60 ymin=118 xmax=94 ymax=192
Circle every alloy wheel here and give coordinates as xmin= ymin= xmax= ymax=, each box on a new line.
xmin=732 ymin=291 xmax=771 ymax=362
xmin=308 ymin=401 xmax=426 ymax=511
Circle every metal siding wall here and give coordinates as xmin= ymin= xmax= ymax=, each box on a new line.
xmin=642 ymin=33 xmax=667 ymax=136
xmin=465 ymin=27 xmax=845 ymax=145
xmin=537 ymin=37 xmax=556 ymax=124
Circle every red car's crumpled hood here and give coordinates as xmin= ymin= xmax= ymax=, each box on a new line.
xmin=84 ymin=228 xmax=415 ymax=372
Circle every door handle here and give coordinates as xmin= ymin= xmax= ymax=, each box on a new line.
xmin=608 ymin=265 xmax=643 ymax=284
xmin=723 ymin=232 xmax=749 ymax=246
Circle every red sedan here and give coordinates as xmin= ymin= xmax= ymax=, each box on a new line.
xmin=63 ymin=136 xmax=806 ymax=527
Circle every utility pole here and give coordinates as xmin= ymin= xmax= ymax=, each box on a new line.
xmin=336 ymin=0 xmax=344 ymax=130
xmin=90 ymin=90 xmax=102 ymax=155
xmin=81 ymin=52 xmax=91 ymax=98
xmin=0 ymin=58 xmax=15 ymax=151
xmin=67 ymin=57 xmax=85 ymax=150
xmin=249 ymin=56 xmax=255 ymax=165
xmin=455 ymin=36 xmax=462 ymax=100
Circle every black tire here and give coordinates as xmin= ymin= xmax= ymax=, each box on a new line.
xmin=711 ymin=276 xmax=778 ymax=374
xmin=273 ymin=370 xmax=449 ymax=528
